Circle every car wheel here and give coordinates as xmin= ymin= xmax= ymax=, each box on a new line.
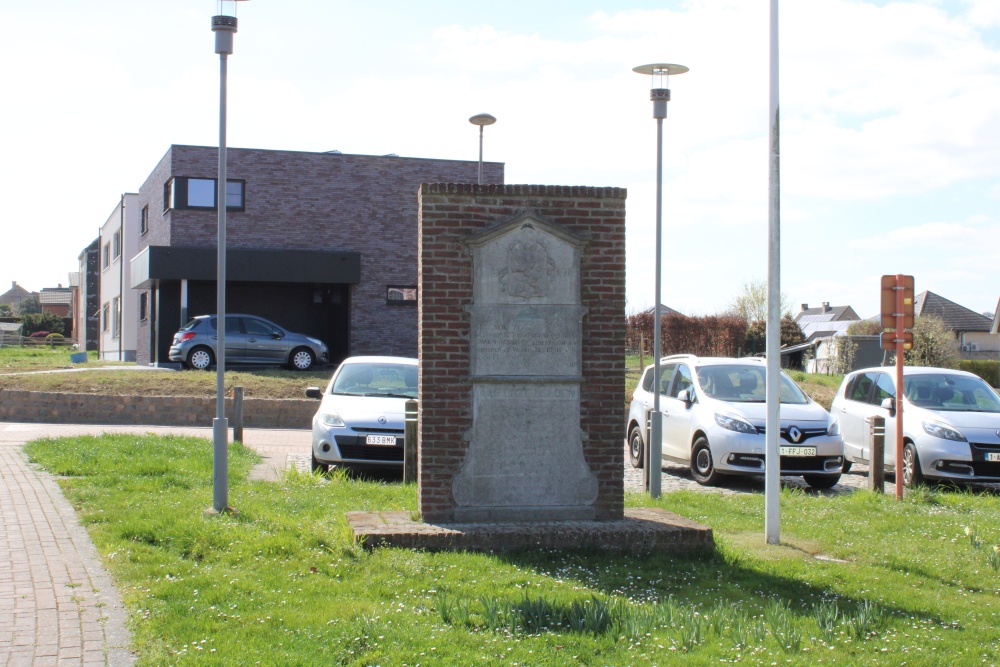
xmin=691 ymin=436 xmax=721 ymax=486
xmin=187 ymin=346 xmax=214 ymax=371
xmin=804 ymin=474 xmax=840 ymax=489
xmin=290 ymin=347 xmax=315 ymax=371
xmin=628 ymin=425 xmax=644 ymax=469
xmin=841 ymin=460 xmax=853 ymax=474
xmin=311 ymin=452 xmax=329 ymax=474
xmin=902 ymin=443 xmax=924 ymax=487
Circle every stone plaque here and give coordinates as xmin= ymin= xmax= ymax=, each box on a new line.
xmin=452 ymin=213 xmax=597 ymax=521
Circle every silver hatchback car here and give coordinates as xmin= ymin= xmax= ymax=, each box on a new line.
xmin=307 ymin=356 xmax=418 ymax=473
xmin=626 ymin=355 xmax=844 ymax=488
xmin=168 ymin=314 xmax=328 ymax=371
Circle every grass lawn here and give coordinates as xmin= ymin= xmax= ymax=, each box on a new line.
xmin=0 ymin=346 xmax=331 ymax=399
xmin=26 ymin=434 xmax=1000 ymax=666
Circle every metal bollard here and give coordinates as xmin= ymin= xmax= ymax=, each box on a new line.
xmin=232 ymin=386 xmax=244 ymax=444
xmin=867 ymin=415 xmax=885 ymax=493
xmin=404 ymin=399 xmax=418 ymax=484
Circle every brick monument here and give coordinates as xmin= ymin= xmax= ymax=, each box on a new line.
xmin=417 ymin=184 xmax=626 ymax=522
xmin=346 ymin=183 xmax=712 ymax=553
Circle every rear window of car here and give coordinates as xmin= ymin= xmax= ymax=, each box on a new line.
xmin=179 ymin=319 xmax=203 ymax=332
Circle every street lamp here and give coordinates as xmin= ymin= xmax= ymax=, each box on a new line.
xmin=468 ymin=113 xmax=496 ymax=185
xmin=210 ymin=0 xmax=247 ymax=514
xmin=633 ymin=63 xmax=688 ymax=499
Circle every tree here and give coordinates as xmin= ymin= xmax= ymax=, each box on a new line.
xmin=727 ymin=278 xmax=791 ymax=323
xmin=14 ymin=294 xmax=41 ymax=316
xmin=744 ymin=313 xmax=805 ymax=354
xmin=0 ymin=303 xmax=12 ymax=317
xmin=847 ymin=319 xmax=884 ymax=336
xmin=904 ymin=315 xmax=960 ymax=368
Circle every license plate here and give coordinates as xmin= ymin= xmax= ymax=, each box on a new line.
xmin=365 ymin=435 xmax=397 ymax=446
xmin=780 ymin=446 xmax=816 ymax=457
xmin=986 ymin=452 xmax=1000 ymax=462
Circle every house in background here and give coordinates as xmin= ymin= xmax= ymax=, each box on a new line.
xmin=39 ymin=285 xmax=73 ymax=319
xmin=98 ymin=195 xmax=140 ymax=361
xmin=914 ymin=290 xmax=997 ymax=358
xmin=0 ymin=281 xmax=34 ymax=312
xmin=794 ymin=302 xmax=861 ymax=342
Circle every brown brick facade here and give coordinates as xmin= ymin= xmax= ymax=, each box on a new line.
xmin=134 ymin=146 xmax=503 ymax=365
xmin=417 ymin=184 xmax=627 ymax=522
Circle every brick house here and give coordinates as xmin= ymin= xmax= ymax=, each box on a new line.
xmin=130 ymin=145 xmax=502 ymax=366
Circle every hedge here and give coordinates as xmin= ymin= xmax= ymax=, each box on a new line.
xmin=957 ymin=359 xmax=999 ymax=387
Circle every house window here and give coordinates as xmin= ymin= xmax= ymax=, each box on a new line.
xmin=386 ymin=285 xmax=417 ymax=305
xmin=139 ymin=292 xmax=148 ymax=321
xmin=112 ymin=297 xmax=121 ymax=339
xmin=102 ymin=303 xmax=110 ymax=332
xmin=102 ymin=243 xmax=110 ymax=270
xmin=140 ymin=205 xmax=149 ymax=235
xmin=112 ymin=230 xmax=121 ymax=260
xmin=163 ymin=177 xmax=245 ymax=211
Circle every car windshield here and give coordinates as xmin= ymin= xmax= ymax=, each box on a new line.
xmin=695 ymin=365 xmax=809 ymax=404
xmin=331 ymin=363 xmax=417 ymax=398
xmin=903 ymin=374 xmax=1000 ymax=413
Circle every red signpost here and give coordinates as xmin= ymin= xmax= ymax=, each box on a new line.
xmin=880 ymin=275 xmax=914 ymax=500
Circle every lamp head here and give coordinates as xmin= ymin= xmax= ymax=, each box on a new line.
xmin=469 ymin=113 xmax=497 ymax=127
xmin=633 ymin=63 xmax=688 ymax=119
xmin=212 ymin=0 xmax=248 ymax=54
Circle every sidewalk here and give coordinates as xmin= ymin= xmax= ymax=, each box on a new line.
xmin=0 ymin=421 xmax=311 ymax=666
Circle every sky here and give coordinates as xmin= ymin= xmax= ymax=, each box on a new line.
xmin=1 ymin=0 xmax=998 ymax=320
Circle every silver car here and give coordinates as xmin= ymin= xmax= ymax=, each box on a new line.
xmin=626 ymin=355 xmax=844 ymax=488
xmin=307 ymin=356 xmax=417 ymax=473
xmin=832 ymin=366 xmax=1000 ymax=486
xmin=168 ymin=314 xmax=328 ymax=371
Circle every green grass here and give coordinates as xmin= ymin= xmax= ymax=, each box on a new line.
xmin=25 ymin=434 xmax=1000 ymax=665
xmin=0 ymin=345 xmax=111 ymax=372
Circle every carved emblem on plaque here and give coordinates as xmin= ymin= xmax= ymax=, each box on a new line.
xmin=500 ymin=239 xmax=554 ymax=299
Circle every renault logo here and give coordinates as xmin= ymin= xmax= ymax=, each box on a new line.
xmin=788 ymin=426 xmax=803 ymax=443
xmin=378 ymin=416 xmax=387 ymax=425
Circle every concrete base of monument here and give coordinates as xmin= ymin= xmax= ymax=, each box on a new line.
xmin=346 ymin=508 xmax=713 ymax=554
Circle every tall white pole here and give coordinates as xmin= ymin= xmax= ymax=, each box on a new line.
xmin=764 ymin=0 xmax=781 ymax=544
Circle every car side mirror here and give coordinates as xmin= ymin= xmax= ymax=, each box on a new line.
xmin=880 ymin=397 xmax=895 ymax=412
xmin=678 ymin=389 xmax=694 ymax=405
xmin=306 ymin=387 xmax=323 ymax=400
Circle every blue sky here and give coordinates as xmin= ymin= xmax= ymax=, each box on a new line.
xmin=1 ymin=0 xmax=998 ymax=320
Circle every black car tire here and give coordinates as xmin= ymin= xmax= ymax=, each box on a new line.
xmin=691 ymin=436 xmax=721 ymax=486
xmin=628 ymin=425 xmax=644 ymax=469
xmin=311 ymin=452 xmax=329 ymax=474
xmin=804 ymin=474 xmax=840 ymax=489
xmin=841 ymin=460 xmax=853 ymax=474
xmin=902 ymin=443 xmax=925 ymax=487
xmin=290 ymin=348 xmax=315 ymax=371
xmin=187 ymin=346 xmax=214 ymax=371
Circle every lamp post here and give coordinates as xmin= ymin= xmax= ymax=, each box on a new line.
xmin=210 ymin=0 xmax=247 ymax=513
xmin=633 ymin=63 xmax=688 ymax=499
xmin=468 ymin=113 xmax=496 ymax=185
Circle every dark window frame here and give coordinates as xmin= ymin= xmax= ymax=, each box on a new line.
xmin=140 ymin=205 xmax=149 ymax=235
xmin=139 ymin=292 xmax=148 ymax=322
xmin=386 ymin=285 xmax=417 ymax=305
xmin=163 ymin=177 xmax=245 ymax=212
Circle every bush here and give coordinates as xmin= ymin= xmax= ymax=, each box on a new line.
xmin=958 ymin=359 xmax=999 ymax=387
xmin=20 ymin=311 xmax=65 ymax=337
xmin=626 ymin=312 xmax=747 ymax=357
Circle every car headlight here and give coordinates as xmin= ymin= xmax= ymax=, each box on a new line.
xmin=922 ymin=421 xmax=966 ymax=442
xmin=715 ymin=412 xmax=757 ymax=434
xmin=319 ymin=410 xmax=345 ymax=428
xmin=827 ymin=418 xmax=840 ymax=436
